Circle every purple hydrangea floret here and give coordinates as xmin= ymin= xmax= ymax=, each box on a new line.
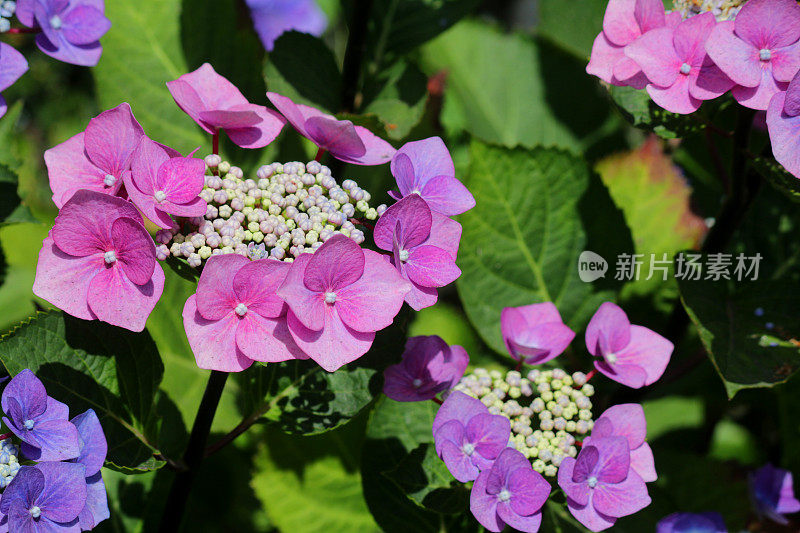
xmin=245 ymin=0 xmax=327 ymax=51
xmin=383 ymin=335 xmax=469 ymax=402
xmin=749 ymin=463 xmax=800 ymax=525
xmin=656 ymin=511 xmax=727 ymax=533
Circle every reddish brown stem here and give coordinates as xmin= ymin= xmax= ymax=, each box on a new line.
xmin=212 ymin=131 xmax=219 ymax=156
xmin=6 ymin=28 xmax=38 ymax=34
xmin=584 ymin=369 xmax=597 ymax=382
xmin=432 ymin=397 xmax=443 ymax=405
xmin=315 ymin=147 xmax=327 ymax=162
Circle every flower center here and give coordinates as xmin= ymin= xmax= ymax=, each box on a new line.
xmin=759 ymin=48 xmax=772 ymax=61
xmin=412 ymin=378 xmax=423 ymax=388
xmin=29 ymin=506 xmax=41 ymax=519
xmin=23 ymin=419 xmax=34 ymax=430
xmin=498 ymin=489 xmax=511 ymax=502
xmin=104 ymin=251 xmax=117 ymax=265
xmin=462 ymin=442 xmax=475 ymax=456
xmin=587 ymin=476 xmax=598 ymax=488
xmin=235 ymin=303 xmax=248 ymax=317
xmin=604 ymin=352 xmax=617 ymax=364
xmin=103 ymin=174 xmax=116 ymax=187
xmin=399 ymin=249 xmax=410 ymax=262
xmin=154 ymin=190 xmax=167 ymax=202
xmin=679 ymin=62 xmax=691 ymax=75
xmin=324 ymin=291 xmax=337 ymax=304
xmin=49 ymin=15 xmax=61 ymax=29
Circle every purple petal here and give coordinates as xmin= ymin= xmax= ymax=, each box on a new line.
xmin=2 ymin=370 xmax=47 ymax=420
xmin=343 ymin=124 xmax=396 ymax=165
xmin=305 ymin=116 xmax=367 ymax=160
xmin=506 ymin=466 xmax=550 ymax=516
xmin=705 ymin=21 xmax=762 ymax=87
xmin=167 ymin=63 xmax=249 ymax=129
xmin=0 ymin=95 xmax=6 ymax=120
xmin=426 ymin=212 xmax=462 ymax=259
xmin=507 ymin=323 xmax=575 ymax=365
xmin=734 ymin=0 xmax=800 ymax=50
xmin=373 ymin=194 xmax=432 ymax=251
xmin=469 ymin=470 xmax=505 ymax=533
xmin=70 ymin=409 xmax=107 ymax=477
xmin=585 ymin=302 xmax=631 ymax=356
xmin=594 ymin=404 xmax=647 ymax=449
xmin=276 ymin=253 xmax=327 ymax=331
xmin=486 ymin=448 xmax=532 ymax=494
xmin=182 ymin=295 xmax=254 ymax=372
xmin=0 ymin=43 xmax=29 ymax=93
xmin=392 ymin=137 xmax=455 ymax=194
xmin=419 ymin=175 xmax=476 ymax=216
xmin=32 ymin=237 xmax=99 ymax=322
xmin=595 ymin=360 xmax=649 ymax=388
xmin=21 ymin=418 xmax=82 ymax=462
xmin=35 ymin=32 xmax=103 ymax=68
xmin=233 ymin=259 xmax=291 ymax=319
xmin=567 ymin=493 xmax=617 ymax=532
xmin=111 ymin=217 xmax=156 ymax=286
xmin=593 ymin=469 xmax=651 ymax=518
xmin=155 ymin=156 xmax=206 ymax=205
xmin=767 ymin=91 xmax=800 ymax=177
xmin=303 ymin=234 xmax=365 ymax=292
xmin=732 ymin=68 xmax=789 ymax=110
xmin=497 ymin=504 xmax=542 ymax=533
xmin=558 ymin=457 xmax=591 ymax=506
xmin=61 ymin=5 xmax=110 ymax=45
xmin=0 ymin=466 xmax=44 ymax=515
xmin=34 ymin=461 xmax=87 ymax=523
xmin=612 ymin=57 xmax=648 ymax=89
xmin=440 ymin=439 xmax=480 ymax=482
xmin=221 ymin=103 xmax=286 ymax=149
xmin=285 ymin=307 xmax=375 ymax=372
xmin=198 ymin=109 xmax=261 ymax=129
xmin=15 ymin=0 xmax=35 ymax=27
xmin=624 ymin=27 xmax=680 ymax=88
xmin=772 ymin=42 xmax=800 ymax=83
xmin=266 ymin=92 xmax=312 ymax=138
xmin=236 ymin=313 xmax=308 ymax=363
xmin=195 ymin=254 xmax=248 ymax=320
xmin=657 ymin=512 xmax=727 ymax=533
xmin=467 ymin=414 xmax=511 ymax=462
xmin=783 ymin=71 xmax=800 ymax=116
xmin=590 ymin=437 xmax=631 ymax=484
xmin=85 ymin=261 xmax=164 ymax=332
xmin=166 ymin=79 xmax=213 ymax=134
xmin=630 ymin=442 xmax=657 ymax=482
xmin=690 ymin=60 xmax=735 ymax=101
xmin=612 ymin=325 xmax=673 ymax=386
xmin=633 ymin=0 xmax=666 ymax=33
xmin=45 ymin=133 xmax=116 ymax=208
xmin=432 ymin=390 xmax=488 ymax=435
xmin=246 ymin=0 xmax=328 ymax=51
xmin=78 ymin=472 xmax=109 ymax=530
xmin=672 ymin=12 xmax=716 ymax=65
xmin=501 ymin=302 xmax=573 ymax=363
xmin=404 ymin=246 xmax=461 ymax=288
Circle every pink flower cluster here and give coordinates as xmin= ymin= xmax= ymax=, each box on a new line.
xmin=588 ymin=0 xmax=800 ymax=179
xmin=33 ymin=63 xmax=475 ymax=375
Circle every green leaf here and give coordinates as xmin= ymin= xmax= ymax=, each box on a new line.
xmin=93 ymin=0 xmax=208 ymax=153
xmin=608 ymin=85 xmax=704 ymax=139
xmin=0 ymin=164 xmax=37 ymax=226
xmin=420 ymin=21 xmax=620 ymax=151
xmin=251 ymin=421 xmax=380 ymax=532
xmin=0 ymin=224 xmax=50 ymax=331
xmin=537 ymin=0 xmax=606 ymax=59
xmin=362 ymin=61 xmax=428 ymax=140
xmin=265 ymin=31 xmax=343 ymax=113
xmin=642 ymin=396 xmax=704 ymax=440
xmin=678 ymin=276 xmax=800 ymax=398
xmin=752 ymin=155 xmax=800 ymax=203
xmin=0 ymin=102 xmax=23 ymax=168
xmin=709 ymin=419 xmax=761 ymax=465
xmin=457 ymin=141 xmax=633 ymax=354
xmin=0 ymin=311 xmax=165 ymax=472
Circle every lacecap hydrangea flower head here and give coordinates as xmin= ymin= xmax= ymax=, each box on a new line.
xmin=384 ymin=300 xmax=672 ymax=532
xmin=0 ymin=369 xmax=110 ymax=531
xmin=34 ymin=63 xmax=474 ymax=375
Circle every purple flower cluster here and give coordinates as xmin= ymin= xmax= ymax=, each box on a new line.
xmin=588 ymin=0 xmax=800 ymax=180
xmin=0 ymin=369 xmax=109 ymax=531
xmin=34 ymin=63 xmax=474 ymax=374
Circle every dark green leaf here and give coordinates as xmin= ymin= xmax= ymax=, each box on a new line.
xmin=457 ymin=141 xmax=633 ymax=354
xmin=362 ymin=61 xmax=428 ymax=140
xmin=608 ymin=85 xmax=704 ymax=139
xmin=752 ymin=155 xmax=800 ymax=203
xmin=0 ymin=164 xmax=36 ymax=226
xmin=537 ymin=0 xmax=606 ymax=59
xmin=678 ymin=276 xmax=800 ymax=398
xmin=0 ymin=311 xmax=166 ymax=472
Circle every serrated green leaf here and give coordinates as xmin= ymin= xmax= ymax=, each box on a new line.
xmin=457 ymin=141 xmax=633 ymax=354
xmin=93 ymin=0 xmax=207 ymax=153
xmin=678 ymin=276 xmax=800 ymax=398
xmin=0 ymin=311 xmax=165 ymax=472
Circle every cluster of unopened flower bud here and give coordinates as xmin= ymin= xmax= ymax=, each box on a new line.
xmin=454 ymin=368 xmax=595 ymax=477
xmin=0 ymin=438 xmax=20 ymax=488
xmin=0 ymin=1 xmax=16 ymax=33
xmin=671 ymin=0 xmax=744 ymax=21
xmin=158 ymin=157 xmax=387 ymax=267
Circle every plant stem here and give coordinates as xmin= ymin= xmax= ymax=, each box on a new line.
xmin=158 ymin=370 xmax=229 ymax=533
xmin=6 ymin=28 xmax=37 ymax=34
xmin=212 ymin=131 xmax=219 ymax=156
xmin=204 ymin=408 xmax=263 ymax=459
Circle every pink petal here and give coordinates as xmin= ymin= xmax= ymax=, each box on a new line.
xmin=110 ymin=217 xmax=156 ymax=286
xmin=391 ymin=137 xmax=455 ymax=194
xmin=734 ymin=0 xmax=800 ymax=50
xmin=690 ymin=60 xmax=735 ymax=101
xmin=404 ymin=245 xmax=461 ymax=287
xmin=673 ymin=12 xmax=716 ymax=64
xmin=594 ymin=360 xmax=649 ymax=388
xmin=630 ymin=442 xmax=657 ymax=482
xmin=625 ymin=27 xmax=681 ymax=88
xmin=235 ymin=313 xmax=308 ymax=363
xmin=507 ymin=322 xmax=576 ymax=365
xmin=233 ymin=259 xmax=291 ymax=318
xmin=647 ymin=75 xmax=702 ymax=114
xmin=285 ymin=308 xmax=375 ymax=372
xmin=391 ymin=153 xmax=417 ymax=197
xmin=767 ymin=91 xmax=800 ymax=177
xmin=585 ymin=302 xmax=631 ymax=356
xmin=404 ymin=282 xmax=439 ymax=311
xmin=51 ymin=190 xmax=141 ymax=257
xmin=595 ymin=404 xmax=647 ymax=449
xmin=0 ymin=43 xmax=29 ymax=92
xmin=506 ymin=468 xmax=550 ymax=516
xmin=633 ymin=0 xmax=666 ymax=33
xmin=276 ymin=254 xmax=327 ymax=331
xmin=603 ymin=0 xmax=641 ymax=47
xmin=426 ymin=213 xmax=462 ymax=258
xmin=166 ymin=79 xmax=214 ymax=134
xmin=420 ymin=175 xmax=476 ymax=217
xmin=44 ymin=133 xmax=114 ymax=208
xmin=558 ymin=458 xmax=591 ymax=506
xmin=334 ymin=249 xmax=411 ymax=332
xmin=182 ymin=295 xmax=253 ymax=372
xmin=124 ymin=174 xmax=176 ymax=229
xmin=14 ymin=0 xmax=34 ymax=27
xmin=373 ymin=194 xmax=432 ymax=251
xmin=84 ymin=103 xmax=145 ymax=177
xmin=303 ymin=234 xmax=365 ymax=292
xmin=305 ymin=116 xmax=367 ymax=159
xmin=345 ymin=126 xmax=396 ymax=166
xmin=266 ymin=92 xmax=311 ymax=138
xmin=198 ymin=109 xmax=261 ymax=129
xmin=587 ymin=33 xmax=626 ymax=85
xmin=593 ymin=469 xmax=651 ymax=518
xmin=470 ymin=471 xmax=505 ymax=533
xmin=86 ymin=262 xmax=164 ymax=332
xmin=222 ymin=103 xmax=286 ymax=149
xmin=612 ymin=56 xmax=647 ymax=89
xmin=567 ymin=493 xmax=617 ymax=532
xmin=62 ymin=5 xmax=110 ymax=45
xmin=732 ymin=68 xmax=789 ymax=110
xmin=159 ymin=196 xmax=207 ymax=218
xmin=32 ymin=236 xmax=98 ymax=321
xmin=130 ymin=136 xmax=171 ymax=196
xmin=613 ymin=325 xmax=673 ymax=386
xmin=771 ymin=41 xmax=800 ymax=83
xmin=156 ymin=156 xmax=206 ymax=204
xmin=195 ymin=254 xmax=249 ymax=320
xmin=592 ymin=437 xmax=631 ymax=484
xmin=784 ymin=71 xmax=800 ymax=116
xmin=705 ymin=21 xmax=762 ymax=87
xmin=167 ymin=63 xmax=249 ymax=130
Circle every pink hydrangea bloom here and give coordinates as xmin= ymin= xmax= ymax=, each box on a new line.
xmin=31 ymin=0 xmax=111 ymax=67
xmin=44 ymin=103 xmax=145 ymax=208
xmin=33 ymin=190 xmax=165 ymax=332
xmin=705 ymin=0 xmax=800 ymax=110
xmin=500 ymin=302 xmax=575 ymax=365
xmin=389 ymin=137 xmax=475 ymax=216
xmin=373 ymin=194 xmax=462 ymax=310
xmin=183 ymin=254 xmax=306 ymax=372
xmin=168 ymin=63 xmax=286 ymax=149
xmin=0 ymin=43 xmax=29 ymax=119
xmin=585 ymin=404 xmax=657 ymax=483
xmin=587 ymin=0 xmax=680 ymax=89
xmin=766 ymin=71 xmax=800 ymax=178
xmin=585 ymin=302 xmax=673 ymax=388
xmin=267 ymin=92 xmax=396 ymax=165
xmin=626 ymin=12 xmax=734 ymax=114
xmin=383 ymin=335 xmax=469 ymax=402
xmin=277 ymin=235 xmax=411 ymax=372
xmin=124 ymin=137 xmax=207 ymax=229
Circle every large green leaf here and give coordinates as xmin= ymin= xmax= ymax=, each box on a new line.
xmin=362 ymin=60 xmax=428 ymax=140
xmin=537 ymin=0 xmax=606 ymax=59
xmin=0 ymin=224 xmax=50 ymax=331
xmin=678 ymin=276 xmax=800 ymax=398
xmin=93 ymin=0 xmax=207 ymax=153
xmin=457 ymin=141 xmax=633 ymax=354
xmin=0 ymin=311 xmax=165 ymax=472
